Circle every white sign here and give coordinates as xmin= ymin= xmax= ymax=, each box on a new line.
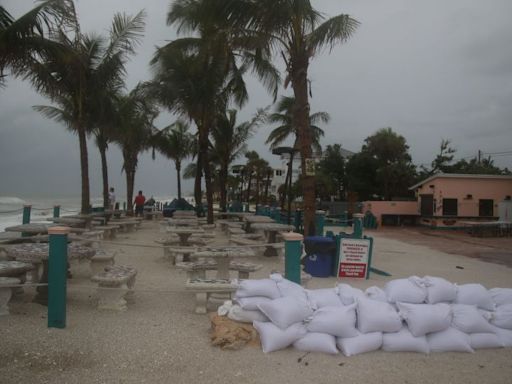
xmin=338 ymin=238 xmax=370 ymax=278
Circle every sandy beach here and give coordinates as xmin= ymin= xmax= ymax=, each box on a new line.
xmin=1 ymin=221 xmax=512 ymax=384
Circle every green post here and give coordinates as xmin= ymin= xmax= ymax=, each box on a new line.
xmin=353 ymin=213 xmax=364 ymax=239
xmin=315 ymin=210 xmax=325 ymax=236
xmin=22 ymin=205 xmax=31 ymax=224
xmin=53 ymin=205 xmax=60 ymax=218
xmin=47 ymin=226 xmax=69 ymax=329
xmin=283 ymin=232 xmax=303 ymax=284
xmin=123 ymin=202 xmax=126 ymax=211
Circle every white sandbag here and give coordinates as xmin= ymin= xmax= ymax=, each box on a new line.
xmin=451 ymin=304 xmax=495 ymax=334
xmin=306 ymin=304 xmax=358 ymax=338
xmin=235 ymin=296 xmax=272 ymax=311
xmin=382 ymin=328 xmax=430 ymax=353
xmin=306 ymin=288 xmax=343 ymax=309
xmin=336 ymin=283 xmax=365 ymax=305
xmin=270 ymin=273 xmax=307 ymax=301
xmin=423 ymin=276 xmax=457 ymax=304
xmin=227 ymin=305 xmax=269 ymax=323
xmin=365 ymin=286 xmax=387 ymax=302
xmin=491 ymin=325 xmax=512 ymax=347
xmin=385 ymin=276 xmax=427 ymax=304
xmin=253 ymin=321 xmax=307 ymax=353
xmin=427 ymin=327 xmax=474 ymax=353
xmin=258 ymin=296 xmax=313 ymax=330
xmin=293 ymin=332 xmax=338 ymax=354
xmin=491 ymin=303 xmax=512 ymax=330
xmin=235 ymin=279 xmax=280 ymax=299
xmin=489 ymin=288 xmax=512 ymax=307
xmin=217 ymin=300 xmax=234 ymax=316
xmin=469 ymin=333 xmax=504 ymax=349
xmin=397 ymin=302 xmax=452 ymax=337
xmin=356 ymin=297 xmax=402 ymax=333
xmin=455 ymin=283 xmax=495 ymax=311
xmin=336 ymin=331 xmax=383 ymax=356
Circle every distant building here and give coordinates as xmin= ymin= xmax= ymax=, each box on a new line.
xmin=409 ymin=173 xmax=512 ymax=227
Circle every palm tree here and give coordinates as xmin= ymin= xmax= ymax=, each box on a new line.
xmin=153 ymin=120 xmax=195 ymax=200
xmin=210 ymin=109 xmax=263 ymax=212
xmin=151 ymin=0 xmax=279 ymax=223
xmin=252 ymin=157 xmax=270 ymax=209
xmin=266 ymin=95 xmax=328 ymax=154
xmin=25 ymin=7 xmax=146 ymax=213
xmin=0 ymin=0 xmax=73 ymax=87
xmin=112 ymin=85 xmax=158 ymax=215
xmin=243 ymin=1 xmax=359 ymax=235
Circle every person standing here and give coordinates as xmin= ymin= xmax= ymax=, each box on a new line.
xmin=134 ymin=190 xmax=146 ymax=217
xmin=108 ymin=187 xmax=116 ymax=211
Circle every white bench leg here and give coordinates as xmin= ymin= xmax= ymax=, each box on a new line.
xmin=96 ymin=285 xmax=128 ymax=311
xmin=195 ymin=292 xmax=207 ymax=314
xmin=0 ymin=286 xmax=14 ymax=316
xmin=125 ymin=278 xmax=136 ymax=303
xmin=163 ymin=247 xmax=176 ymax=264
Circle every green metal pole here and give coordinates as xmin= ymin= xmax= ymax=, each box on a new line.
xmin=353 ymin=213 xmax=364 ymax=239
xmin=123 ymin=202 xmax=126 ymax=211
xmin=53 ymin=205 xmax=60 ymax=218
xmin=47 ymin=226 xmax=69 ymax=329
xmin=315 ymin=210 xmax=325 ymax=236
xmin=22 ymin=205 xmax=31 ymax=224
xmin=283 ymin=232 xmax=303 ymax=284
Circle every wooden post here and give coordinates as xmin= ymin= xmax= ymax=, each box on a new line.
xmin=47 ymin=226 xmax=69 ymax=329
xmin=283 ymin=232 xmax=303 ymax=284
xmin=53 ymin=205 xmax=60 ymax=218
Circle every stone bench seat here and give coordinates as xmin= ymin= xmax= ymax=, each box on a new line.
xmin=227 ymin=227 xmax=246 ymax=237
xmin=91 ymin=265 xmax=137 ymax=311
xmin=229 ymin=236 xmax=284 ymax=257
xmin=185 ymin=278 xmax=238 ymax=314
xmin=93 ymin=225 xmax=120 ymax=240
xmin=176 ymin=260 xmax=262 ymax=279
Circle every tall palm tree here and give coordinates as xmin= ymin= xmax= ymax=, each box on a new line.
xmin=0 ymin=0 xmax=73 ymax=87
xmin=153 ymin=120 xmax=195 ymax=200
xmin=242 ymin=0 xmax=359 ymax=235
xmin=266 ymin=95 xmax=328 ymax=154
xmin=112 ymin=85 xmax=158 ymax=215
xmin=25 ymin=7 xmax=146 ymax=213
xmin=252 ymin=157 xmax=270 ymax=209
xmin=151 ymin=0 xmax=279 ymax=223
xmin=210 ymin=109 xmax=263 ymax=211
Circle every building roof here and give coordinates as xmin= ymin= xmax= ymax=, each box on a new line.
xmin=409 ymin=172 xmax=512 ymax=190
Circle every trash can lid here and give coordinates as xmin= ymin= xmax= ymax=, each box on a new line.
xmin=304 ymin=236 xmax=335 ymax=245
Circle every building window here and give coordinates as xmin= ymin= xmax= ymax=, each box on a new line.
xmin=275 ymin=170 xmax=283 ymax=176
xmin=442 ymin=198 xmax=458 ymax=216
xmin=479 ymin=199 xmax=494 ymax=217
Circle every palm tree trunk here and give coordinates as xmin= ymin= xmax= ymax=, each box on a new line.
xmin=77 ymin=123 xmax=90 ymax=214
xmin=246 ymin=172 xmax=252 ymax=204
xmin=125 ymin=167 xmax=135 ymax=216
xmin=219 ymin=166 xmax=228 ymax=212
xmin=194 ymin=148 xmax=202 ymax=212
xmin=264 ymin=170 xmax=271 ymax=205
xmin=176 ymin=161 xmax=182 ymax=200
xmin=98 ymin=141 xmax=109 ymax=209
xmin=292 ymin=56 xmax=315 ymax=235
xmin=255 ymin=174 xmax=261 ymax=208
xmin=199 ymin=126 xmax=214 ymax=224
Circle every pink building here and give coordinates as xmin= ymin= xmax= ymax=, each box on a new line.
xmin=409 ymin=173 xmax=512 ymax=228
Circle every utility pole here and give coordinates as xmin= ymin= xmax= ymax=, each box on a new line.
xmin=478 ymin=149 xmax=481 ymax=164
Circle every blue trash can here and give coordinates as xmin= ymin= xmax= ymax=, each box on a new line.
xmin=304 ymin=236 xmax=336 ymax=277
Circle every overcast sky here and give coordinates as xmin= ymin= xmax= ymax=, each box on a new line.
xmin=1 ymin=0 xmax=511 ymax=199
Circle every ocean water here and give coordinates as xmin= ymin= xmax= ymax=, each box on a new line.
xmin=0 ymin=194 xmax=187 ymax=232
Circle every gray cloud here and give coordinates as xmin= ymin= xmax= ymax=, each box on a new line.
xmin=1 ymin=0 xmax=511 ymax=200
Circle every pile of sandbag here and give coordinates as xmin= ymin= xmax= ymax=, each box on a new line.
xmin=228 ymin=274 xmax=512 ymax=355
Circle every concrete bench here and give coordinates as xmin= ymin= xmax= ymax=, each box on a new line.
xmin=90 ymin=250 xmax=116 ymax=275
xmin=91 ymin=265 xmax=137 ymax=311
xmin=144 ymin=211 xmax=162 ymax=220
xmin=229 ymin=236 xmax=285 ymax=257
xmin=227 ymin=227 xmax=246 ymax=237
xmin=93 ymin=225 xmax=120 ymax=240
xmin=185 ymin=278 xmax=238 ymax=314
xmin=0 ymin=277 xmax=20 ymax=316
xmin=176 ymin=260 xmax=262 ymax=279
xmin=164 ymin=246 xmax=198 ymax=264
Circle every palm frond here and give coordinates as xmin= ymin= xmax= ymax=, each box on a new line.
xmin=307 ymin=14 xmax=359 ymax=54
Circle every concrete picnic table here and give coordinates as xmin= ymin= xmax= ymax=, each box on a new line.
xmin=47 ymin=216 xmax=88 ymax=227
xmin=166 ymin=217 xmax=200 ymax=227
xmin=243 ymin=215 xmax=275 ymax=231
xmin=166 ymin=227 xmax=205 ymax=246
xmin=250 ymin=223 xmax=294 ymax=242
xmin=192 ymin=246 xmax=256 ymax=279
xmin=7 ymin=243 xmax=96 ymax=305
xmin=4 ymin=223 xmax=57 ymax=236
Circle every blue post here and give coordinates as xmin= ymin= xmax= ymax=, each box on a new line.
xmin=53 ymin=205 xmax=60 ymax=218
xmin=47 ymin=226 xmax=69 ymax=328
xmin=283 ymin=232 xmax=303 ymax=284
xmin=315 ymin=210 xmax=325 ymax=236
xmin=353 ymin=213 xmax=364 ymax=239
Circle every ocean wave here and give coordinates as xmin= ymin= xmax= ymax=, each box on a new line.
xmin=0 ymin=196 xmax=26 ymax=205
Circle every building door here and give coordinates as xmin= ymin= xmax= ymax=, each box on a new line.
xmin=479 ymin=199 xmax=494 ymax=217
xmin=420 ymin=194 xmax=433 ymax=216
